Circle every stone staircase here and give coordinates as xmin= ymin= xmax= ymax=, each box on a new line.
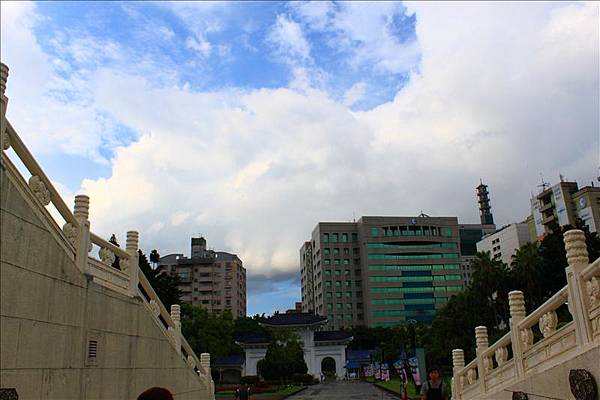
xmin=1 ymin=62 xmax=215 ymax=399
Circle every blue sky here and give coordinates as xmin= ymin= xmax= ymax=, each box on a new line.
xmin=1 ymin=2 xmax=597 ymax=315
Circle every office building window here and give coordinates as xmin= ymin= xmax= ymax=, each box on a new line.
xmin=345 ymin=303 xmax=352 ymax=309
xmin=324 ymin=248 xmax=330 ymax=255
xmin=335 ymin=270 xmax=341 ymax=276
xmin=326 ymin=292 xmax=332 ymax=299
xmin=344 ymin=248 xmax=350 ymax=255
xmin=336 ymin=292 xmax=342 ymax=298
xmin=332 ymin=233 xmax=339 ymax=242
xmin=344 ymin=269 xmax=350 ymax=276
xmin=335 ymin=281 xmax=341 ymax=287
xmin=343 ymin=259 xmax=350 ymax=265
xmin=324 ymin=259 xmax=331 ymax=265
xmin=336 ymin=303 xmax=342 ymax=309
xmin=325 ymin=281 xmax=332 ymax=288
xmin=345 ymin=291 xmax=352 ymax=298
xmin=323 ymin=233 xmax=329 ymax=242
xmin=342 ymin=233 xmax=348 ymax=242
xmin=327 ymin=303 xmax=333 ymax=310
xmin=371 ymin=227 xmax=379 ymax=237
xmin=345 ymin=280 xmax=351 ymax=286
xmin=334 ymin=259 xmax=341 ymax=265
xmin=333 ymin=248 xmax=340 ymax=255
xmin=352 ymin=233 xmax=358 ymax=242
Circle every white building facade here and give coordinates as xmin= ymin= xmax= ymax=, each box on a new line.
xmin=476 ymin=223 xmax=531 ymax=267
xmin=237 ymin=313 xmax=352 ymax=379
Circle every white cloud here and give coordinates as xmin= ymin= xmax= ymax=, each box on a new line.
xmin=268 ymin=14 xmax=312 ymax=64
xmin=186 ymin=35 xmax=212 ymax=57
xmin=343 ymin=82 xmax=367 ymax=107
xmin=293 ymin=2 xmax=421 ymax=74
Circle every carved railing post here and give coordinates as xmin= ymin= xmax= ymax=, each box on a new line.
xmin=73 ymin=195 xmax=91 ymax=274
xmin=169 ymin=304 xmax=181 ymax=354
xmin=509 ymin=290 xmax=527 ymax=378
xmin=1 ymin=62 xmax=9 ymax=152
xmin=564 ymin=229 xmax=593 ymax=347
xmin=126 ymin=230 xmax=139 ymax=297
xmin=475 ymin=326 xmax=488 ymax=394
xmin=452 ymin=349 xmax=465 ymax=400
xmin=201 ymin=353 xmax=210 ymax=375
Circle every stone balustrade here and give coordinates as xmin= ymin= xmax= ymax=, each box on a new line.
xmin=0 ymin=60 xmax=214 ymax=396
xmin=452 ymin=229 xmax=600 ymax=399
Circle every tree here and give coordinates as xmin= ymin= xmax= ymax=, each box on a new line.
xmin=180 ymin=304 xmax=241 ymax=361
xmin=259 ymin=330 xmax=307 ymax=382
xmin=510 ymin=242 xmax=543 ymax=309
xmin=149 ymin=249 xmax=160 ymax=269
xmin=138 ymin=249 xmax=181 ymax=309
xmin=108 ymin=234 xmax=121 ymax=270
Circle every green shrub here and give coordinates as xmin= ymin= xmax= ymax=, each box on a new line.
xmin=292 ymin=373 xmax=315 ymax=385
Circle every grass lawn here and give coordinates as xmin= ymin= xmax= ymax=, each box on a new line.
xmin=373 ymin=377 xmax=418 ymax=398
xmin=215 ymin=384 xmax=305 ymax=399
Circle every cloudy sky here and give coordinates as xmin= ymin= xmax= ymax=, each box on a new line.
xmin=1 ymin=1 xmax=598 ymax=315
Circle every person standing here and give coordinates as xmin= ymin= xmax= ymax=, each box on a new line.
xmin=419 ymin=367 xmax=448 ymax=400
xmin=234 ymin=383 xmax=251 ymax=400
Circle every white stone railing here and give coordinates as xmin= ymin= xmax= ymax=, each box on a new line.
xmin=452 ymin=229 xmax=600 ymax=399
xmin=0 ymin=62 xmax=214 ymax=397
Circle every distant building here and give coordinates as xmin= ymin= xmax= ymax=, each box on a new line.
xmin=455 ymin=182 xmax=497 ymax=285
xmin=459 ymin=223 xmax=496 ymax=285
xmin=301 ymin=215 xmax=463 ymax=329
xmin=157 ymin=237 xmax=246 ymax=318
xmin=477 ymin=182 xmax=495 ymax=225
xmin=530 ymin=180 xmax=600 ymax=237
xmin=476 ymin=223 xmax=531 ymax=267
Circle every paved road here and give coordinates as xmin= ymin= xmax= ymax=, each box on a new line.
xmin=287 ymin=380 xmax=397 ymax=400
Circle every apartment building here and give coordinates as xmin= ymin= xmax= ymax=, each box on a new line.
xmin=158 ymin=237 xmax=246 ymax=318
xmin=476 ymin=222 xmax=531 ymax=267
xmin=530 ymin=180 xmax=600 ymax=237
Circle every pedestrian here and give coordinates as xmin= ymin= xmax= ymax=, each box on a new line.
xmin=234 ymin=383 xmax=251 ymax=400
xmin=419 ymin=367 xmax=448 ymax=400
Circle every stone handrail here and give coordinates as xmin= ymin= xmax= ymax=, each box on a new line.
xmin=479 ymin=331 xmax=512 ymax=370
xmin=1 ymin=61 xmax=214 ymax=396
xmin=138 ymin=269 xmax=213 ymax=382
xmin=452 ymin=229 xmax=600 ymax=399
xmin=90 ymin=232 xmax=131 ymax=260
xmin=582 ymin=257 xmax=600 ymax=281
xmin=517 ymin=286 xmax=568 ymax=331
xmin=4 ymin=121 xmax=78 ymax=227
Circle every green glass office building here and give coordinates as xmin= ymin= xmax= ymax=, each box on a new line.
xmin=300 ymin=216 xmax=464 ymax=329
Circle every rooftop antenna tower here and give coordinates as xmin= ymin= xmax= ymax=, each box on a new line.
xmin=538 ymin=173 xmax=550 ymax=193
xmin=476 ymin=180 xmax=494 ymax=225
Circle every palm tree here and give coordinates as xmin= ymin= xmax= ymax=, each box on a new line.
xmin=510 ymin=242 xmax=543 ymax=309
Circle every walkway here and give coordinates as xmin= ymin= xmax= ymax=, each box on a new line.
xmin=287 ymin=380 xmax=397 ymax=400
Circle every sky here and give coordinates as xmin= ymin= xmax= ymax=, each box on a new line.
xmin=1 ymin=1 xmax=598 ymax=315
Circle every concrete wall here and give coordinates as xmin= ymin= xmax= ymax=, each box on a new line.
xmin=0 ymin=165 xmax=211 ymax=399
xmin=482 ymin=345 xmax=600 ymax=400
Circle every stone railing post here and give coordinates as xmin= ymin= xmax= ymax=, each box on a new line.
xmin=452 ymin=349 xmax=465 ymax=400
xmin=1 ymin=62 xmax=9 ymax=152
xmin=201 ymin=353 xmax=211 ymax=375
xmin=170 ymin=304 xmax=181 ymax=354
xmin=475 ymin=326 xmax=488 ymax=394
xmin=73 ymin=195 xmax=91 ymax=274
xmin=564 ymin=229 xmax=593 ymax=347
xmin=126 ymin=230 xmax=139 ymax=297
xmin=508 ymin=290 xmax=527 ymax=378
